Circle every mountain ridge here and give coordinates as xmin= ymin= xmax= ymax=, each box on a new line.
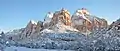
xmin=5 ymin=8 xmax=108 ymax=35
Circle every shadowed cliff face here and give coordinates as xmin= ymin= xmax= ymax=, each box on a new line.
xmin=19 ymin=20 xmax=43 ymax=39
xmin=108 ymin=18 xmax=120 ymax=31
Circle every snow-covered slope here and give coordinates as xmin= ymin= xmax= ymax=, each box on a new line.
xmin=5 ymin=28 xmax=24 ymax=36
xmin=4 ymin=46 xmax=73 ymax=51
xmin=4 ymin=27 xmax=120 ymax=51
xmin=48 ymin=22 xmax=79 ymax=33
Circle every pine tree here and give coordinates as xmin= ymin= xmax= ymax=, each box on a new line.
xmin=0 ymin=31 xmax=5 ymax=39
xmin=0 ymin=31 xmax=5 ymax=51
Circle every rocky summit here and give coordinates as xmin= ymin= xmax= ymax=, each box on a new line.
xmin=1 ymin=8 xmax=120 ymax=51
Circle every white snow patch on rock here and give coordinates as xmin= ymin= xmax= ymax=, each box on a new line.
xmin=40 ymin=29 xmax=54 ymax=33
xmin=30 ymin=20 xmax=37 ymax=25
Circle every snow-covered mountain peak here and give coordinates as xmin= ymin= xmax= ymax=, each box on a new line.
xmin=75 ymin=8 xmax=90 ymax=15
xmin=30 ymin=20 xmax=37 ymax=25
xmin=47 ymin=12 xmax=53 ymax=18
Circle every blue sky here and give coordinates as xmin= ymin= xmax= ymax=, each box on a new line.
xmin=0 ymin=0 xmax=120 ymax=32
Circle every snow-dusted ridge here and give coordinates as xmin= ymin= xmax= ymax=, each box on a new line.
xmin=30 ymin=20 xmax=37 ymax=25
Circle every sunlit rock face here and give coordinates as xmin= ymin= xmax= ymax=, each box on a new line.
xmin=49 ymin=8 xmax=71 ymax=27
xmin=46 ymin=9 xmax=78 ymax=33
xmin=71 ymin=8 xmax=108 ymax=33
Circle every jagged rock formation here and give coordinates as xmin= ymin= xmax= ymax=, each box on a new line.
xmin=35 ymin=21 xmax=43 ymax=33
xmin=6 ymin=8 xmax=108 ymax=40
xmin=46 ymin=8 xmax=78 ymax=33
xmin=4 ymin=8 xmax=108 ymax=40
xmin=43 ymin=12 xmax=53 ymax=29
xmin=13 ymin=8 xmax=107 ymax=35
xmin=97 ymin=18 xmax=108 ymax=28
xmin=21 ymin=20 xmax=37 ymax=38
xmin=49 ymin=8 xmax=71 ymax=27
xmin=72 ymin=8 xmax=108 ymax=33
xmin=20 ymin=20 xmax=43 ymax=39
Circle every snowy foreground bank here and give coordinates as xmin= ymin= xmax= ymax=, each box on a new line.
xmin=4 ymin=46 xmax=73 ymax=51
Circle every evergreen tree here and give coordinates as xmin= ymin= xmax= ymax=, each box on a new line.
xmin=0 ymin=31 xmax=5 ymax=38
xmin=0 ymin=31 xmax=5 ymax=51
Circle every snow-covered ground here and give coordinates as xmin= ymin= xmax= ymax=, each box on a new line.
xmin=1 ymin=28 xmax=120 ymax=51
xmin=4 ymin=46 xmax=73 ymax=51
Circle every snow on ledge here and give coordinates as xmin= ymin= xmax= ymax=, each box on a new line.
xmin=30 ymin=20 xmax=37 ymax=25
